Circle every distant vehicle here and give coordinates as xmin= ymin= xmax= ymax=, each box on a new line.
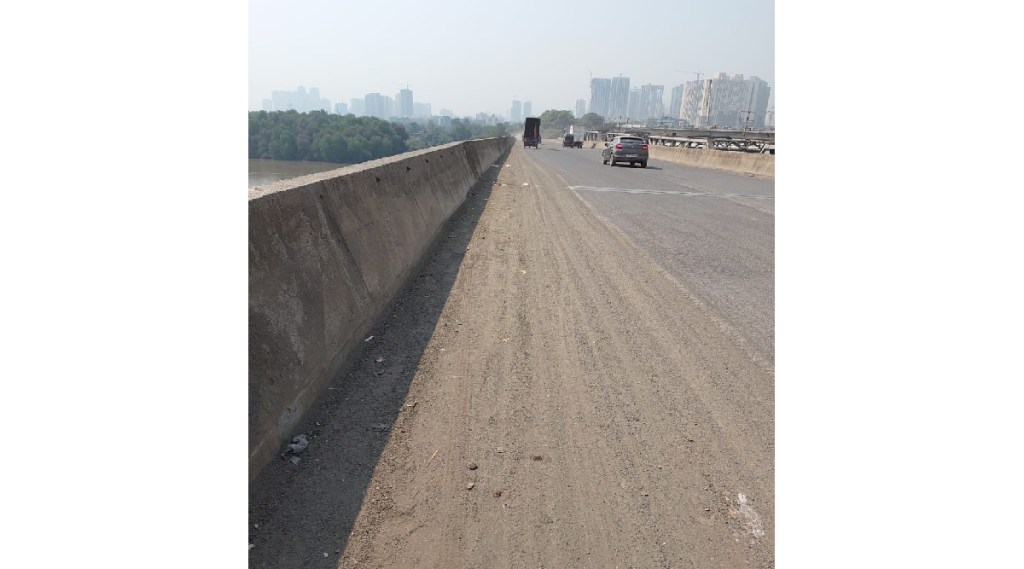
xmin=523 ymin=117 xmax=541 ymax=148
xmin=602 ymin=135 xmax=649 ymax=168
xmin=563 ymin=133 xmax=575 ymax=148
xmin=568 ymin=125 xmax=585 ymax=148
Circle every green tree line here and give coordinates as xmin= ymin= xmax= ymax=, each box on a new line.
xmin=532 ymin=110 xmax=611 ymax=138
xmin=249 ymin=110 xmax=511 ymax=164
xmin=249 ymin=110 xmax=409 ymax=163
xmin=398 ymin=118 xmax=510 ymax=151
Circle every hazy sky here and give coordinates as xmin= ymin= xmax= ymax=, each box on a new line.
xmin=249 ymin=0 xmax=774 ymax=117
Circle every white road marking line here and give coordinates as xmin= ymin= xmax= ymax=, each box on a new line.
xmin=568 ymin=186 xmax=772 ymax=199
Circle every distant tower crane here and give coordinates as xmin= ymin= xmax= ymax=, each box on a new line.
xmin=675 ymin=70 xmax=704 ymax=82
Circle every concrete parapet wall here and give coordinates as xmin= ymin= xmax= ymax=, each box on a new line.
xmin=248 ymin=137 xmax=513 ymax=480
xmin=650 ymin=146 xmax=774 ymax=178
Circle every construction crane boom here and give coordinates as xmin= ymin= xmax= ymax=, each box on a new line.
xmin=674 ymin=70 xmax=704 ymax=82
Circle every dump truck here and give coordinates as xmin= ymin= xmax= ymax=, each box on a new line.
xmin=523 ymin=117 xmax=540 ymax=148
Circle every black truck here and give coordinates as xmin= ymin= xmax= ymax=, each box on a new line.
xmin=523 ymin=117 xmax=540 ymax=148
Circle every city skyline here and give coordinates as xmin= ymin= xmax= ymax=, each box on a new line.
xmin=255 ymin=72 xmax=774 ymax=125
xmin=249 ymin=0 xmax=773 ymax=119
xmin=257 ymin=75 xmax=773 ymax=130
xmin=260 ymin=71 xmax=770 ymax=129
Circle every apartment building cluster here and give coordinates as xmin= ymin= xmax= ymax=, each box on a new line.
xmin=509 ymin=100 xmax=534 ymax=123
xmin=586 ymin=72 xmax=772 ymax=129
xmin=261 ymin=86 xmax=433 ymax=120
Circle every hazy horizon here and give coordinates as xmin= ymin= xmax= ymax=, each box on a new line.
xmin=249 ymin=0 xmax=774 ymax=118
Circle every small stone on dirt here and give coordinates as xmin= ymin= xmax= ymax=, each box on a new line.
xmin=375 ymin=357 xmax=384 ymax=363
xmin=468 ymin=462 xmax=478 ymax=470
xmin=467 ymin=482 xmax=475 ymax=490
xmin=286 ymin=434 xmax=309 ymax=454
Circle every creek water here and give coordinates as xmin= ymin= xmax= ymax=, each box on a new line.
xmin=248 ymin=159 xmax=349 ymax=189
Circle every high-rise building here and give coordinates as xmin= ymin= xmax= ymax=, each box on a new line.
xmin=270 ymin=86 xmax=331 ymax=112
xmin=334 ymin=102 xmax=349 ymax=115
xmin=626 ymin=88 xmax=641 ymax=123
xmin=682 ymin=73 xmax=772 ymax=129
xmin=575 ymin=99 xmax=587 ymax=119
xmin=668 ymin=84 xmax=684 ymax=120
xmin=309 ymin=87 xmax=328 ymax=111
xmin=350 ymin=98 xmax=365 ymax=117
xmin=413 ymin=102 xmax=432 ymax=118
xmin=681 ymin=82 xmax=704 ymax=126
xmin=365 ymin=93 xmax=387 ymax=119
xmin=510 ymin=100 xmax=522 ymax=123
xmin=589 ymin=78 xmax=611 ymax=118
xmin=523 ymin=101 xmax=532 ymax=118
xmin=639 ymin=84 xmax=664 ymax=122
xmin=439 ymin=108 xmax=453 ymax=118
xmin=397 ymin=88 xmax=414 ymax=117
xmin=609 ymin=76 xmax=630 ymax=121
xmin=475 ymin=113 xmax=501 ymax=125
xmin=746 ymin=78 xmax=772 ymax=128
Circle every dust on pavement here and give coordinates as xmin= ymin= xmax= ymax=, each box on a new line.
xmin=249 ymin=143 xmax=774 ymax=569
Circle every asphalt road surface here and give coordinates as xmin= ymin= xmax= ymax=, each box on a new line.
xmin=249 ymin=140 xmax=775 ymax=569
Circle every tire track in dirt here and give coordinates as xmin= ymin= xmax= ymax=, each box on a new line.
xmin=511 ymin=150 xmax=774 ymax=568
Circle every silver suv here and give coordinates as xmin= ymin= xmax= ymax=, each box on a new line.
xmin=602 ymin=136 xmax=649 ymax=168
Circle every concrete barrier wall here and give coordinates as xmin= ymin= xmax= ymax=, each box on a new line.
xmin=248 ymin=137 xmax=513 ymax=480
xmin=649 ymin=146 xmax=775 ymax=178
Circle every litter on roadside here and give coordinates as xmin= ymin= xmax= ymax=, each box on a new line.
xmin=286 ymin=434 xmax=309 ymax=454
